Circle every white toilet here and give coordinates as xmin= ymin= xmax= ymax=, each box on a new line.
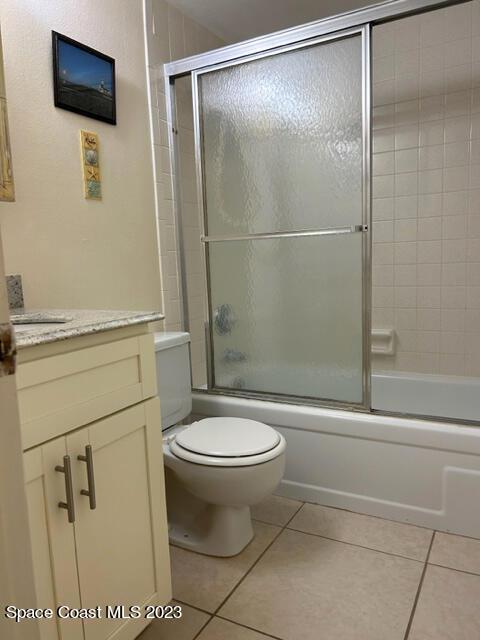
xmin=154 ymin=332 xmax=286 ymax=557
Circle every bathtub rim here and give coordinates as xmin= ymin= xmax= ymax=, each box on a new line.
xmin=192 ymin=390 xmax=480 ymax=456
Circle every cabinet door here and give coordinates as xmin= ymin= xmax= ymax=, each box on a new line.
xmin=24 ymin=440 xmax=83 ymax=640
xmin=68 ymin=399 xmax=171 ymax=640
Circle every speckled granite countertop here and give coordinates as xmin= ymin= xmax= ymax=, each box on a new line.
xmin=12 ymin=309 xmax=164 ymax=349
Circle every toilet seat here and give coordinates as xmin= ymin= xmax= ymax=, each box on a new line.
xmin=168 ymin=417 xmax=286 ymax=467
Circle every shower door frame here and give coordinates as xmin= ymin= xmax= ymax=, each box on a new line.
xmin=164 ymin=0 xmax=467 ymax=414
xmin=192 ymin=27 xmax=371 ymax=411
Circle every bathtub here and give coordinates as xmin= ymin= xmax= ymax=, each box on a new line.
xmin=372 ymin=370 xmax=480 ymax=422
xmin=192 ymin=372 xmax=480 ymax=538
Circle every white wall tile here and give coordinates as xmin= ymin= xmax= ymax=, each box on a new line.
xmin=467 ymin=261 xmax=480 ymax=284
xmin=441 ymin=309 xmax=466 ymax=331
xmin=373 ymin=175 xmax=395 ymax=198
xmin=444 ymin=141 xmax=469 ymax=167
xmin=442 ymin=215 xmax=467 ymax=239
xmin=443 ymin=238 xmax=467 ymax=262
xmin=418 ymin=193 xmax=442 ymax=217
xmin=441 ymin=285 xmax=467 ymax=308
xmin=394 ymin=123 xmax=419 ymax=149
xmin=395 ymin=172 xmax=418 ymax=196
xmin=373 ymin=220 xmax=394 ymax=242
xmin=396 ymin=308 xmax=417 ymax=329
xmin=417 ymin=308 xmax=441 ymax=330
xmin=443 ymin=165 xmax=468 ymax=191
xmin=440 ymin=353 xmax=465 ymax=374
xmin=417 ymin=263 xmax=441 ymax=286
xmin=374 ymin=23 xmax=395 ymax=58
xmin=419 ymin=168 xmax=443 ymax=193
xmin=373 ymin=127 xmax=395 ymax=153
xmin=395 ymin=148 xmax=418 ymax=173
xmin=395 ymin=195 xmax=418 ymax=219
xmin=395 ymin=264 xmax=417 ymax=286
xmin=418 ymin=216 xmax=442 ymax=240
xmin=420 ymin=9 xmax=445 ymax=47
xmin=394 ymin=241 xmax=417 ymax=264
xmin=420 ymin=95 xmax=444 ymax=122
xmin=373 ymin=264 xmax=394 ymax=286
xmin=444 ymin=116 xmax=470 ymax=142
xmin=373 ymin=151 xmax=395 ymax=176
xmin=467 ymin=285 xmax=480 ymax=307
xmin=374 ymin=287 xmax=395 ymax=308
xmin=442 ymin=262 xmax=466 ymax=286
xmin=373 ymin=243 xmax=394 ymax=265
xmin=394 ymin=218 xmax=417 ymax=241
xmin=445 ymin=38 xmax=472 ymax=69
xmin=421 ymin=44 xmax=445 ymax=72
xmin=373 ymin=197 xmax=394 ymax=220
xmin=444 ymin=3 xmax=472 ymax=42
xmin=417 ymin=240 xmax=442 ymax=263
xmin=441 ymin=331 xmax=466 ymax=354
xmin=417 ymin=286 xmax=441 ymax=308
xmin=417 ymin=330 xmax=440 ymax=352
xmin=419 ymin=144 xmax=443 ymax=170
xmin=395 ymin=287 xmax=417 ymax=308
xmin=443 ymin=190 xmax=468 ymax=215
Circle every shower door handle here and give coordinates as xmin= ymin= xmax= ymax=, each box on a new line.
xmin=202 ymin=224 xmax=367 ymax=243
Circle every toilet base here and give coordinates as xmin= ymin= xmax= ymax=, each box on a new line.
xmin=169 ymin=504 xmax=254 ymax=557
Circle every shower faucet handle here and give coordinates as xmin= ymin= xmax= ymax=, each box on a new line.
xmin=213 ymin=304 xmax=236 ymax=335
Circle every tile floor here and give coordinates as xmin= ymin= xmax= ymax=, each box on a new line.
xmin=138 ymin=496 xmax=480 ymax=640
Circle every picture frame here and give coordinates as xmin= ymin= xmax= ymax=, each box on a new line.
xmin=52 ymin=31 xmax=116 ymax=125
xmin=0 ymin=26 xmax=14 ymax=201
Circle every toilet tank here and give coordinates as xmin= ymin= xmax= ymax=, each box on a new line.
xmin=154 ymin=332 xmax=192 ymax=429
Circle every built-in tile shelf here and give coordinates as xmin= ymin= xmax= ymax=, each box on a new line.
xmin=372 ymin=328 xmax=396 ymax=355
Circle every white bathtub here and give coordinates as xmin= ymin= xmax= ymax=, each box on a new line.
xmin=372 ymin=370 xmax=480 ymax=422
xmin=192 ymin=375 xmax=480 ymax=538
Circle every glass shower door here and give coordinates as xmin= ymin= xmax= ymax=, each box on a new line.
xmin=193 ymin=28 xmax=369 ymax=407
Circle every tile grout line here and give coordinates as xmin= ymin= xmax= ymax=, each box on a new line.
xmin=284 ymin=525 xmax=428 ymax=564
xmin=427 ymin=561 xmax=480 ymax=578
xmin=298 ymin=499 xmax=437 ymax=533
xmin=210 ymin=502 xmax=306 ymax=618
xmin=174 ymin=598 xmax=213 ymax=616
xmin=192 ymin=614 xmax=214 ymax=640
xmin=172 ymin=503 xmax=307 ymax=626
xmin=403 ymin=530 xmax=436 ymax=640
xmin=210 ymin=528 xmax=284 ymax=616
xmin=215 ymin=614 xmax=285 ymax=640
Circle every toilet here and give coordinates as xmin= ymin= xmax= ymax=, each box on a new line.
xmin=154 ymin=332 xmax=286 ymax=557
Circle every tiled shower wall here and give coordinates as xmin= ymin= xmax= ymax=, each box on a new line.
xmin=144 ymin=0 xmax=223 ymax=361
xmin=372 ymin=1 xmax=480 ymax=376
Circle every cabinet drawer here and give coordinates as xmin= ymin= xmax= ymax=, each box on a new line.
xmin=18 ymin=334 xmax=157 ymax=450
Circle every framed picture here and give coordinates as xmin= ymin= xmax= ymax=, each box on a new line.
xmin=52 ymin=32 xmax=116 ymax=125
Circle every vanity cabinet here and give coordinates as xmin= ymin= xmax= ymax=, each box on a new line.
xmin=19 ymin=327 xmax=171 ymax=640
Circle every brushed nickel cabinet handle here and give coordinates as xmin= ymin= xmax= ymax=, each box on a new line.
xmin=78 ymin=445 xmax=96 ymax=510
xmin=55 ymin=455 xmax=75 ymax=523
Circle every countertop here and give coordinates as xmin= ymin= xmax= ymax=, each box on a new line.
xmin=12 ymin=309 xmax=164 ymax=349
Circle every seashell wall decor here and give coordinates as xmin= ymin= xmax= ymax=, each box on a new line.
xmin=80 ymin=130 xmax=101 ymax=199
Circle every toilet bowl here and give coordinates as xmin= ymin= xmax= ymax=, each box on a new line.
xmin=163 ymin=418 xmax=286 ymax=556
xmin=154 ymin=332 xmax=286 ymax=557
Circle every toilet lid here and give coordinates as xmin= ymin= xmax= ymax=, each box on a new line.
xmin=175 ymin=417 xmax=281 ymax=458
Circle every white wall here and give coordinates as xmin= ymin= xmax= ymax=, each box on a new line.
xmin=0 ymin=0 xmax=162 ymax=311
xmin=372 ymin=1 xmax=480 ymax=377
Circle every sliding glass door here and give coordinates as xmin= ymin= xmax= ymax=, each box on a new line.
xmin=193 ymin=27 xmax=370 ymax=407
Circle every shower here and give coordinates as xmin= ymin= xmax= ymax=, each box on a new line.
xmin=164 ymin=0 xmax=480 ymax=425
